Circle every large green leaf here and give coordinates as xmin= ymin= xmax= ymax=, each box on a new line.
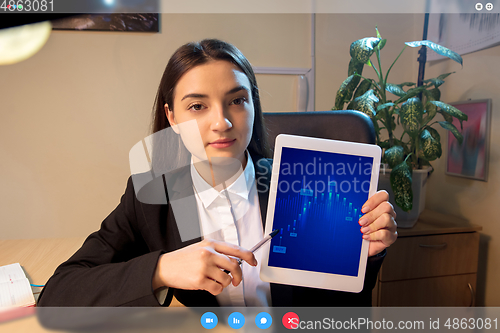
xmin=437 ymin=72 xmax=454 ymax=80
xmin=398 ymin=82 xmax=416 ymax=88
xmin=425 ymin=126 xmax=441 ymax=143
xmin=428 ymin=87 xmax=441 ymax=101
xmin=428 ymin=78 xmax=445 ymax=88
xmin=350 ymin=37 xmax=381 ymax=64
xmin=424 ymin=101 xmax=437 ymax=122
xmin=430 ymin=101 xmax=468 ymax=130
xmin=375 ymin=26 xmax=387 ymax=51
xmin=423 ymin=88 xmax=440 ymax=122
xmin=399 ymin=97 xmax=423 ymax=135
xmin=423 ymin=77 xmax=447 ymax=88
xmin=386 ymin=83 xmax=406 ymax=97
xmin=405 ymin=40 xmax=463 ymax=66
xmin=430 ymin=101 xmax=468 ymax=121
xmin=377 ymin=102 xmax=395 ymax=112
xmin=352 ymin=79 xmax=372 ymax=100
xmin=439 ymin=121 xmax=464 ymax=144
xmin=394 ymin=86 xmax=427 ymax=104
xmin=377 ymin=38 xmax=387 ymax=51
xmin=348 ymin=58 xmax=364 ymax=77
xmin=419 ymin=129 xmax=442 ymax=161
xmin=440 ymin=110 xmax=453 ymax=123
xmin=350 ymin=89 xmax=379 ymax=117
xmin=333 ymin=75 xmax=359 ymax=110
xmin=390 ymin=160 xmax=413 ymax=212
xmin=385 ymin=145 xmax=405 ymax=168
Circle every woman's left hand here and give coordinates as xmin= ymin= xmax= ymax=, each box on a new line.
xmin=359 ymin=190 xmax=398 ymax=257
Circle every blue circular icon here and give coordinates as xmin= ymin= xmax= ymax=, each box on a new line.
xmin=228 ymin=312 xmax=245 ymax=329
xmin=255 ymin=312 xmax=273 ymax=329
xmin=201 ymin=312 xmax=218 ymax=329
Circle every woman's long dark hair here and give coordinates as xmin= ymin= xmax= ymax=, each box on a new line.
xmin=150 ymin=39 xmax=270 ymax=172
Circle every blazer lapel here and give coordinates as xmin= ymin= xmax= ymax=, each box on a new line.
xmin=166 ymin=165 xmax=204 ymax=245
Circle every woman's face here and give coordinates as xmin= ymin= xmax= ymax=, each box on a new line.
xmin=165 ymin=60 xmax=254 ymax=167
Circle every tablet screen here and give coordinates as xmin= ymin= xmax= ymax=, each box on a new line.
xmin=267 ymin=147 xmax=374 ymax=277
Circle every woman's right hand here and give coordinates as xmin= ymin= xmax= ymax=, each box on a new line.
xmin=152 ymin=239 xmax=257 ymax=295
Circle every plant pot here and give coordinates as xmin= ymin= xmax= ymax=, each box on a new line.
xmin=378 ymin=166 xmax=432 ymax=228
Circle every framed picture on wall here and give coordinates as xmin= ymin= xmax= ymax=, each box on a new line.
xmin=446 ymin=99 xmax=492 ymax=181
xmin=52 ymin=14 xmax=159 ymax=32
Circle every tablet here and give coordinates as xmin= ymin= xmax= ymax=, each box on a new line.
xmin=260 ymin=134 xmax=381 ymax=293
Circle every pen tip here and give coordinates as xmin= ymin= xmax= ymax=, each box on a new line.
xmin=270 ymin=229 xmax=279 ymax=237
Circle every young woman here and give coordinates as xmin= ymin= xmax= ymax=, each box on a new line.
xmin=38 ymin=39 xmax=397 ymax=307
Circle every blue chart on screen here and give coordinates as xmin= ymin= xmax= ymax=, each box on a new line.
xmin=268 ymin=147 xmax=373 ymax=276
xmin=201 ymin=312 xmax=218 ymax=329
xmin=255 ymin=312 xmax=273 ymax=329
xmin=228 ymin=312 xmax=245 ymax=329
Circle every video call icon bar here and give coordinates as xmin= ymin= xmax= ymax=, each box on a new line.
xmin=201 ymin=311 xmax=273 ymax=329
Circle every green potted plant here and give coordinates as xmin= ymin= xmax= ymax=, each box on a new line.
xmin=332 ymin=28 xmax=467 ymax=227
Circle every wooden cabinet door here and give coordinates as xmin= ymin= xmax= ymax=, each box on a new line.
xmin=380 ymin=232 xmax=480 ymax=281
xmin=378 ymin=274 xmax=477 ymax=306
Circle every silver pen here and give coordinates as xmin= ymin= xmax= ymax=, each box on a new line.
xmin=223 ymin=229 xmax=279 ymax=273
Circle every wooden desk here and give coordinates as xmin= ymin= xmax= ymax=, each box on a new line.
xmin=0 ymin=237 xmax=86 ymax=289
xmin=0 ymin=237 xmax=85 ymax=332
xmin=373 ymin=210 xmax=482 ymax=306
xmin=0 ymin=237 xmax=192 ymax=332
xmin=0 ymin=237 xmax=185 ymax=305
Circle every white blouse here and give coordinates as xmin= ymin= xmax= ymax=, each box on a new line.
xmin=191 ymin=153 xmax=271 ymax=306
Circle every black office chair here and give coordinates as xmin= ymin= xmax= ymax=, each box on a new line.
xmin=263 ymin=110 xmax=376 ymax=151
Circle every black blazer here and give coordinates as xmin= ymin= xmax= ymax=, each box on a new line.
xmin=38 ymin=157 xmax=384 ymax=307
